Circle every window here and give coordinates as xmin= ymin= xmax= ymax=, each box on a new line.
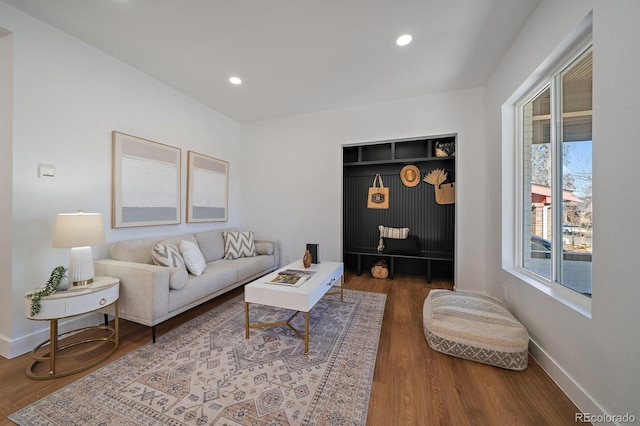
xmin=519 ymin=44 xmax=592 ymax=299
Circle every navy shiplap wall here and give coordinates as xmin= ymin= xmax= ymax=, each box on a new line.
xmin=343 ymin=158 xmax=454 ymax=277
xmin=343 ymin=161 xmax=454 ymax=253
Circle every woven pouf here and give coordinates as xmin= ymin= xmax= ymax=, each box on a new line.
xmin=422 ymin=289 xmax=529 ymax=371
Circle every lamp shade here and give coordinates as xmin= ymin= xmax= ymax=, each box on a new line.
xmin=53 ymin=212 xmax=105 ymax=248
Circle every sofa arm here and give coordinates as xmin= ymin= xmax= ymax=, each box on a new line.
xmin=255 ymin=239 xmax=280 ymax=268
xmin=94 ymin=259 xmax=170 ymax=327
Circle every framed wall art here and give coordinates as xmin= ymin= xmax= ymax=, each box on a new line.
xmin=186 ymin=151 xmax=229 ymax=222
xmin=112 ymin=131 xmax=181 ymax=228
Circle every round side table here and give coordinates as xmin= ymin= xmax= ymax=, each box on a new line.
xmin=24 ymin=276 xmax=120 ymax=380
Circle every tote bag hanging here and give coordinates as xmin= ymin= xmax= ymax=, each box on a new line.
xmin=367 ymin=174 xmax=389 ymax=209
xmin=435 ymin=182 xmax=455 ymax=205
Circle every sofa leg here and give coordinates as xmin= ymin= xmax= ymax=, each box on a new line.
xmin=152 ymin=326 xmax=157 ymax=343
xmin=104 ymin=314 xmax=109 ymax=326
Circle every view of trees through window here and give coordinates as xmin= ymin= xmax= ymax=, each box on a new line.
xmin=522 ymin=48 xmax=592 ymax=297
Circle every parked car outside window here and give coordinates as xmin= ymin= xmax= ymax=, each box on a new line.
xmin=531 ymin=235 xmax=551 ymax=251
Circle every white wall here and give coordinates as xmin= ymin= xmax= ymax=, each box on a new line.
xmin=239 ymin=87 xmax=486 ymax=292
xmin=0 ymin=30 xmax=13 ymax=357
xmin=0 ymin=2 xmax=242 ymax=358
xmin=485 ymin=0 xmax=640 ymax=418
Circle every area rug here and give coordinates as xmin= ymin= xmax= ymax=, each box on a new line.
xmin=9 ymin=289 xmax=386 ymax=426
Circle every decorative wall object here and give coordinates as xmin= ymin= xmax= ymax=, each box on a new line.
xmin=400 ymin=165 xmax=420 ymax=187
xmin=423 ymin=168 xmax=455 ymax=205
xmin=112 ymin=131 xmax=181 ymax=228
xmin=367 ymin=173 xmax=389 ymax=209
xmin=186 ymin=151 xmax=229 ymax=222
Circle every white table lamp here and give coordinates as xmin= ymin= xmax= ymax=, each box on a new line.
xmin=53 ymin=211 xmax=105 ymax=286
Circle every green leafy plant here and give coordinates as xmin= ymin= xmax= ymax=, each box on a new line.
xmin=26 ymin=266 xmax=67 ymax=317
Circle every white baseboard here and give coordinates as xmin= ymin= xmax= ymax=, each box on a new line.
xmin=0 ymin=333 xmax=11 ymax=359
xmin=528 ymin=337 xmax=611 ymax=423
xmin=449 ymin=288 xmax=610 ymax=424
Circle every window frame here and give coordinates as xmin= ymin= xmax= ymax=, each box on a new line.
xmin=512 ymin=37 xmax=593 ymax=316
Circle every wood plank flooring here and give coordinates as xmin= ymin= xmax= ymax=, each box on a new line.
xmin=0 ymin=272 xmax=587 ymax=425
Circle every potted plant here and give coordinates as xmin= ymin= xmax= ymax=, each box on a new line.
xmin=25 ymin=266 xmax=68 ymax=317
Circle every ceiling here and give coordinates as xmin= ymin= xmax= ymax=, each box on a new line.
xmin=4 ymin=0 xmax=539 ymax=123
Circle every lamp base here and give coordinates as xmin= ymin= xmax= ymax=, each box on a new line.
xmin=72 ymin=278 xmax=94 ymax=287
xmin=68 ymin=246 xmax=95 ymax=285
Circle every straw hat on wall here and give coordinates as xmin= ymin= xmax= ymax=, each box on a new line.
xmin=400 ymin=165 xmax=420 ymax=187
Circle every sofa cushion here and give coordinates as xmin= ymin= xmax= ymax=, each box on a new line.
xmin=222 ymin=231 xmax=257 ymax=260
xmin=151 ymin=241 xmax=186 ymax=269
xmin=215 ymin=255 xmax=276 ymax=282
xmin=195 ymin=230 xmax=225 ymax=263
xmin=180 ymin=240 xmax=207 ymax=276
xmin=168 ymin=264 xmax=238 ymax=312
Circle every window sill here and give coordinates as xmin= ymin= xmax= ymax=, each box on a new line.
xmin=504 ymin=267 xmax=592 ymax=319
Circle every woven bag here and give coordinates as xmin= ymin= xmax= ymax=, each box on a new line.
xmin=435 ymin=182 xmax=455 ymax=205
xmin=371 ymin=260 xmax=389 ymax=279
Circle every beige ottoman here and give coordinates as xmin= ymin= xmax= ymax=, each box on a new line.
xmin=423 ymin=289 xmax=529 ymax=371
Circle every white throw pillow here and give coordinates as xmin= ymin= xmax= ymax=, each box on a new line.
xmin=223 ymin=231 xmax=257 ymax=260
xmin=151 ymin=241 xmax=186 ymax=269
xmin=180 ymin=240 xmax=207 ymax=276
xmin=378 ymin=225 xmax=409 ymax=252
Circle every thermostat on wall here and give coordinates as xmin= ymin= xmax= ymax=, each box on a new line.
xmin=38 ymin=163 xmax=56 ymax=179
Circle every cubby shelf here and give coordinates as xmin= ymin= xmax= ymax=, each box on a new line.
xmin=342 ymin=135 xmax=456 ymax=165
xmin=343 ymin=156 xmax=454 ymax=167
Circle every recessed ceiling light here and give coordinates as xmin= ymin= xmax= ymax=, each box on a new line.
xmin=396 ymin=34 xmax=412 ymax=47
xmin=229 ymin=76 xmax=242 ymax=85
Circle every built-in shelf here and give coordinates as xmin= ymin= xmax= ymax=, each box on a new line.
xmin=343 ymin=135 xmax=456 ymax=166
xmin=342 ymin=134 xmax=456 ymax=280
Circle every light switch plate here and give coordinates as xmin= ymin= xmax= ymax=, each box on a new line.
xmin=38 ymin=163 xmax=56 ymax=179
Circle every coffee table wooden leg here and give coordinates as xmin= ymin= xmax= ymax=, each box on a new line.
xmin=244 ymin=302 xmax=249 ymax=339
xmin=304 ymin=311 xmax=310 ymax=354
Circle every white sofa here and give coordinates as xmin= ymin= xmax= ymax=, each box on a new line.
xmin=94 ymin=229 xmax=279 ymax=341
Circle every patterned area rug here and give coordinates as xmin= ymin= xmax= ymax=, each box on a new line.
xmin=9 ymin=289 xmax=385 ymax=426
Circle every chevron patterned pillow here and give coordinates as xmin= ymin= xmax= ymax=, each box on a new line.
xmin=222 ymin=231 xmax=257 ymax=260
xmin=151 ymin=240 xmax=186 ymax=269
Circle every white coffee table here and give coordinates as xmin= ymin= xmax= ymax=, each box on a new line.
xmin=244 ymin=260 xmax=344 ymax=354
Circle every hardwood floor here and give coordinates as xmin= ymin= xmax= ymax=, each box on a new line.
xmin=0 ymin=272 xmax=586 ymax=425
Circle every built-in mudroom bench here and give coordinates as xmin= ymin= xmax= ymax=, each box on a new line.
xmin=343 ymin=248 xmax=453 ymax=283
xmin=343 ymin=134 xmax=456 ymax=282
